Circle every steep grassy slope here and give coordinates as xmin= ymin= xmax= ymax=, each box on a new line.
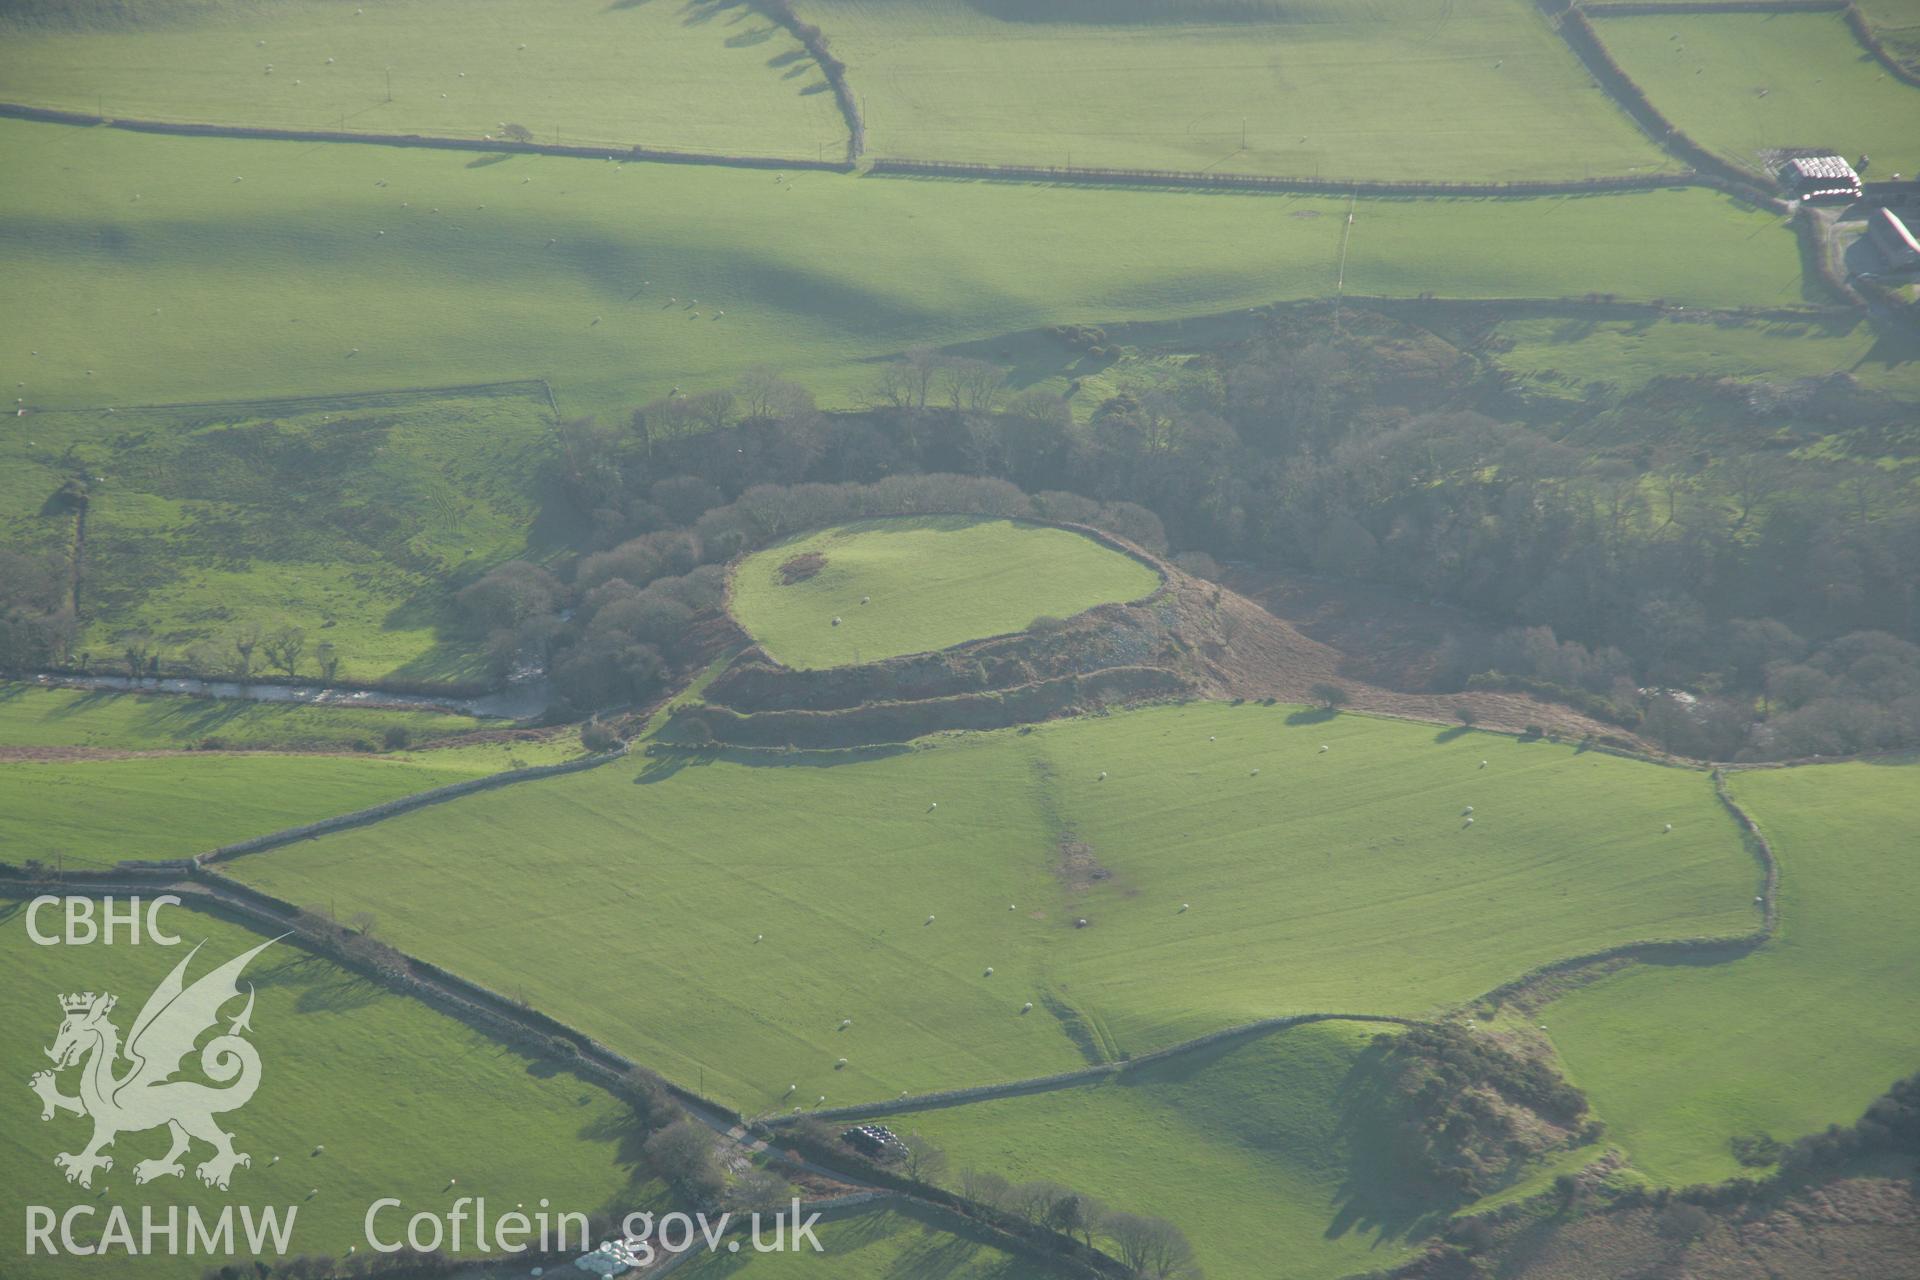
xmin=1595 ymin=12 xmax=1920 ymax=176
xmin=730 ymin=518 xmax=1162 ymax=668
xmin=0 ymin=751 xmax=499 ymax=867
xmin=0 ymin=120 xmax=1808 ymax=419
xmin=0 ymin=0 xmax=846 ymax=160
xmin=802 ymin=0 xmax=1670 ymax=180
xmin=1543 ymin=757 xmax=1920 ymax=1186
xmin=1 ymin=386 xmax=560 ymax=684
xmin=229 ymin=703 xmax=1756 ymax=1112
xmin=0 ymin=683 xmax=493 ymax=751
xmin=0 ymin=900 xmax=656 ymax=1279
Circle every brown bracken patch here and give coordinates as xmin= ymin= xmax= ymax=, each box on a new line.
xmin=777 ymin=552 xmax=827 ymax=585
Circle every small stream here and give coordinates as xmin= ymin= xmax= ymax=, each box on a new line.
xmin=24 ymin=672 xmax=551 ymax=721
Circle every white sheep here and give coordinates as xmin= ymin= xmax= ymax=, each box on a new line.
xmin=926 ymin=914 xmax=936 ymax=925
xmin=926 ymin=802 xmax=937 ymax=812
xmin=1250 ymin=768 xmax=1260 ymax=777
xmin=839 ymin=1019 xmax=851 ymax=1029
xmin=831 ymin=616 xmax=842 ymax=626
xmin=861 ymin=595 xmax=871 ymax=605
xmin=1178 ymin=903 xmax=1190 ymax=913
xmin=1021 ymin=1002 xmax=1034 ymax=1013
xmin=1319 ymin=744 xmax=1329 ymax=753
xmin=835 ymin=1058 xmax=847 ymax=1068
xmin=1098 ymin=771 xmax=1107 ymax=781
xmin=754 ymin=933 xmax=764 ymax=943
xmin=1463 ymin=805 xmax=1474 ymax=815
xmin=1010 ymin=904 xmax=1017 ymax=911
xmin=983 ymin=967 xmax=994 ymax=976
xmin=1479 ymin=760 xmax=1488 ymax=768
xmin=1664 ymin=823 xmax=1673 ymax=833
xmin=1464 ymin=816 xmax=1474 ymax=827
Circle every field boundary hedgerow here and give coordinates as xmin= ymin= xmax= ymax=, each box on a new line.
xmin=747 ymin=0 xmax=864 ymax=162
xmin=1473 ymin=768 xmax=1779 ymax=1009
xmin=1545 ymin=3 xmax=1791 ymax=202
xmin=0 ymin=101 xmax=855 ymax=173
xmin=1844 ymin=2 xmax=1920 ymax=87
xmin=193 ymin=747 xmax=629 ymax=865
xmin=867 ymin=156 xmax=1709 ymax=200
xmin=759 ymin=1012 xmax=1421 ymax=1125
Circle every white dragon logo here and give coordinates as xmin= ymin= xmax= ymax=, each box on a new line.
xmin=28 ymin=938 xmax=278 ymax=1191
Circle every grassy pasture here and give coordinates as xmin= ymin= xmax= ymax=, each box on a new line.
xmin=0 ymin=900 xmax=655 ymax=1280
xmin=1594 ymin=12 xmax=1920 ymax=176
xmin=0 ymin=119 xmax=1808 ymax=420
xmin=1542 ymin=757 xmax=1920 ymax=1186
xmin=229 ymin=702 xmax=1756 ymax=1113
xmin=0 ymin=386 xmax=559 ymax=684
xmin=904 ymin=1021 xmax=1435 ymax=1280
xmin=1486 ymin=311 xmax=1920 ymax=401
xmin=0 ymin=682 xmax=493 ymax=751
xmin=676 ymin=1201 xmax=1070 ymax=1279
xmin=803 ymin=0 xmax=1671 ymax=181
xmin=729 ymin=517 xmax=1162 ymax=668
xmin=0 ymin=0 xmax=846 ymax=161
xmin=0 ymin=751 xmax=501 ymax=867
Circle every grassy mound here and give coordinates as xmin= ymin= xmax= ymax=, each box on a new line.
xmin=0 ymin=0 xmax=845 ymax=161
xmin=729 ymin=517 xmax=1162 ymax=669
xmin=0 ymin=385 xmax=561 ymax=685
xmin=1542 ymin=757 xmax=1920 ymax=1185
xmin=0 ymin=751 xmax=510 ymax=867
xmin=229 ymin=702 xmax=1756 ymax=1112
xmin=805 ymin=0 xmax=1669 ymax=181
xmin=0 ymin=119 xmax=1807 ymax=419
xmin=0 ymin=682 xmax=494 ymax=751
xmin=1594 ymin=12 xmax=1920 ymax=176
xmin=0 ymin=901 xmax=656 ymax=1280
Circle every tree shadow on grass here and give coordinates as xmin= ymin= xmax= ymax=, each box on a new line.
xmin=465 ymin=152 xmax=516 ymax=169
xmin=1286 ymin=706 xmax=1338 ymax=726
xmin=1324 ymin=1039 xmax=1456 ymax=1251
xmin=1432 ymin=724 xmax=1471 ymax=743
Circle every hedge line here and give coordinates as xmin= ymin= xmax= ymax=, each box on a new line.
xmin=1554 ymin=8 xmax=1789 ymax=208
xmin=748 ymin=1 xmax=865 ymax=161
xmin=1845 ymin=2 xmax=1920 ymax=88
xmin=0 ymin=101 xmax=853 ymax=173
xmin=868 ymin=155 xmax=1704 ymax=199
xmin=197 ymin=747 xmax=627 ymax=864
xmin=1476 ymin=771 xmax=1778 ymax=1007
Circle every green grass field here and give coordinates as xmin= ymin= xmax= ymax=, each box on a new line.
xmin=0 ymin=751 xmax=504 ymax=867
xmin=0 ymin=0 xmax=846 ymax=160
xmin=905 ymin=1021 xmax=1433 ymax=1280
xmin=1594 ymin=12 xmax=1920 ymax=177
xmin=1486 ymin=312 xmax=1920 ymax=401
xmin=0 ymin=120 xmax=1809 ymax=420
xmin=804 ymin=0 xmax=1670 ymax=181
xmin=1541 ymin=757 xmax=1920 ymax=1186
xmin=0 ymin=900 xmax=655 ymax=1279
xmin=226 ymin=702 xmax=1756 ymax=1113
xmin=729 ymin=517 xmax=1162 ymax=668
xmin=0 ymin=385 xmax=561 ymax=684
xmin=0 ymin=683 xmax=492 ymax=751
xmin=677 ymin=1202 xmax=1070 ymax=1279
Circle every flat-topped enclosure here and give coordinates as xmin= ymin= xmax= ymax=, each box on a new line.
xmin=727 ymin=516 xmax=1164 ymax=669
